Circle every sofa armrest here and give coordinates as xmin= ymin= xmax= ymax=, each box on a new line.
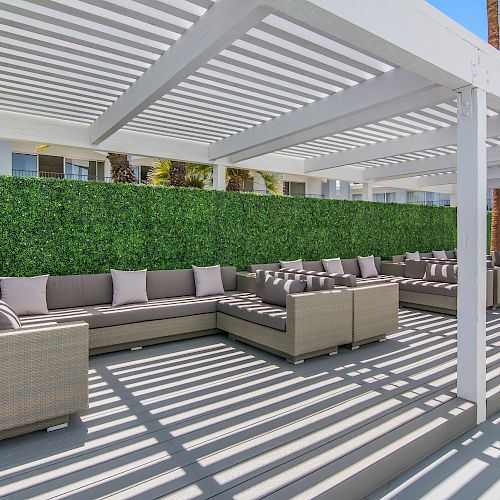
xmin=285 ymin=290 xmax=352 ymax=356
xmin=0 ymin=322 xmax=89 ymax=434
xmin=236 ymin=272 xmax=257 ymax=293
xmin=381 ymin=261 xmax=406 ymax=277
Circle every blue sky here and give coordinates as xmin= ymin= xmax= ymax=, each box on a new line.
xmin=427 ymin=0 xmax=487 ymax=40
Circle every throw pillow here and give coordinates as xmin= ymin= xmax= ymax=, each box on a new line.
xmin=405 ymin=251 xmax=420 ymax=261
xmin=0 ymin=275 xmax=49 ymax=316
xmin=322 ymin=258 xmax=344 ymax=274
xmin=279 ymin=259 xmax=303 ymax=270
xmin=432 ymin=250 xmax=448 ymax=260
xmin=0 ymin=300 xmax=22 ymax=330
xmin=111 ymin=269 xmax=148 ymax=307
xmin=357 ymin=256 xmax=379 ymax=278
xmin=192 ymin=265 xmax=225 ymax=297
xmin=258 ymin=274 xmax=306 ymax=307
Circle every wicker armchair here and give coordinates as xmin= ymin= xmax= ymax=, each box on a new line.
xmin=0 ymin=321 xmax=89 ymax=440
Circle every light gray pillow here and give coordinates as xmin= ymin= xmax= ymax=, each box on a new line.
xmin=433 ymin=250 xmax=447 ymax=260
xmin=0 ymin=275 xmax=49 ymax=316
xmin=193 ymin=265 xmax=225 ymax=297
xmin=357 ymin=256 xmax=379 ymax=278
xmin=111 ymin=269 xmax=148 ymax=307
xmin=0 ymin=300 xmax=22 ymax=330
xmin=405 ymin=251 xmax=420 ymax=261
xmin=322 ymin=258 xmax=344 ymax=274
xmin=258 ymin=274 xmax=306 ymax=307
xmin=279 ymin=259 xmax=303 ymax=270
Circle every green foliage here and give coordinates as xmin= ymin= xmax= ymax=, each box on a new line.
xmin=0 ymin=176 xmax=463 ymax=276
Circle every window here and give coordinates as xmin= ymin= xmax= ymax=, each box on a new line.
xmin=65 ymin=159 xmax=105 ymax=181
xmin=284 ymin=181 xmax=306 ymax=197
xmin=133 ymin=166 xmax=149 ymax=182
xmin=12 ymin=153 xmax=37 ymax=177
xmin=38 ymin=155 xmax=64 ymax=178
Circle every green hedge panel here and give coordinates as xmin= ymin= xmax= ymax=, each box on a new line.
xmin=0 ymin=176 xmax=464 ymax=276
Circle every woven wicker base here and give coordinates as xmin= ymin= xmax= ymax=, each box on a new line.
xmin=90 ymin=329 xmax=220 ymax=356
xmin=0 ymin=415 xmax=69 ymax=441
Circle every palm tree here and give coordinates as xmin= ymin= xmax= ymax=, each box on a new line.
xmin=107 ymin=153 xmax=136 ymax=184
xmin=169 ymin=161 xmax=187 ymax=187
xmin=488 ymin=0 xmax=500 ymax=252
xmin=226 ymin=167 xmax=281 ymax=194
xmin=148 ymin=159 xmax=212 ymax=188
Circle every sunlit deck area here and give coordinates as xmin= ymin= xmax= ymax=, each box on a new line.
xmin=1 ymin=308 xmax=499 ymax=499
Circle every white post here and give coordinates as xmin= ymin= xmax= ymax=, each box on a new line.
xmin=104 ymin=158 xmax=112 ymax=182
xmin=395 ymin=188 xmax=407 ymax=203
xmin=457 ymin=86 xmax=487 ymax=424
xmin=362 ymin=181 xmax=374 ymax=201
xmin=213 ymin=163 xmax=227 ymax=190
xmin=0 ymin=140 xmax=12 ymax=176
xmin=450 ymin=192 xmax=457 ymax=207
xmin=338 ymin=180 xmax=351 ymax=200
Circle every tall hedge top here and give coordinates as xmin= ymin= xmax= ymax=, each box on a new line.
xmin=0 ymin=176 xmax=458 ymax=276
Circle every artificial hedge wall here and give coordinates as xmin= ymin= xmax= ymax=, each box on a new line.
xmin=0 ymin=176 xmax=462 ymax=276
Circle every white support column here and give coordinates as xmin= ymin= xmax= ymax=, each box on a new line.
xmin=104 ymin=158 xmax=112 ymax=182
xmin=394 ymin=188 xmax=407 ymax=203
xmin=213 ymin=164 xmax=227 ymax=190
xmin=338 ymin=181 xmax=351 ymax=200
xmin=362 ymin=181 xmax=374 ymax=201
xmin=457 ymin=86 xmax=487 ymax=424
xmin=450 ymin=192 xmax=457 ymax=207
xmin=0 ymin=140 xmax=12 ymax=176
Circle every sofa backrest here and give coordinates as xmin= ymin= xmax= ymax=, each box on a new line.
xmin=405 ymin=260 xmax=427 ymax=279
xmin=247 ymin=263 xmax=281 ymax=273
xmin=420 ymin=252 xmax=433 ymax=258
xmin=46 ymin=266 xmax=237 ymax=309
xmin=390 ymin=255 xmax=406 ymax=263
xmin=303 ymin=260 xmax=325 ymax=272
xmin=341 ymin=257 xmax=381 ymax=277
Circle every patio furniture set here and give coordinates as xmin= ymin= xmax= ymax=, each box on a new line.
xmin=0 ymin=251 xmax=495 ymax=440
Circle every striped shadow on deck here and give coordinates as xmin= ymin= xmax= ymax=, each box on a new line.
xmin=0 ymin=308 xmax=499 ymax=499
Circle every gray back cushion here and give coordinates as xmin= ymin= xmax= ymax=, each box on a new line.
xmin=425 ymin=263 xmax=458 ymax=284
xmin=47 ymin=274 xmax=112 ymax=310
xmin=391 ymin=255 xmax=406 ymax=263
xmin=258 ymin=274 xmax=306 ymax=307
xmin=420 ymin=252 xmax=434 ymax=258
xmin=0 ymin=300 xmax=22 ymax=330
xmin=341 ymin=259 xmax=361 ymax=277
xmin=405 ymin=260 xmax=428 ymax=279
xmin=445 ymin=250 xmax=456 ymax=259
xmin=247 ymin=263 xmax=280 ymax=273
xmin=303 ymin=261 xmax=325 ymax=273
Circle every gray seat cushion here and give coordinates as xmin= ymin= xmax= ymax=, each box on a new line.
xmin=217 ymin=293 xmax=286 ymax=331
xmin=425 ymin=263 xmax=458 ymax=284
xmin=21 ymin=295 xmax=228 ymax=329
xmin=271 ymin=272 xmax=335 ymax=292
xmin=399 ymin=279 xmax=457 ymax=297
xmin=258 ymin=274 xmax=306 ymax=307
xmin=0 ymin=300 xmax=21 ymax=330
xmin=356 ymin=276 xmax=392 ymax=287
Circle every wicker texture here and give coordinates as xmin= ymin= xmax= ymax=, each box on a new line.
xmin=0 ymin=322 xmax=89 ymax=438
xmin=218 ymin=289 xmax=352 ymax=360
xmin=236 ymin=272 xmax=257 ymax=293
xmin=494 ymin=268 xmax=500 ymax=307
xmin=380 ymin=261 xmax=407 ymax=277
xmin=348 ymin=283 xmax=399 ymax=345
xmin=89 ymin=313 xmax=217 ymax=350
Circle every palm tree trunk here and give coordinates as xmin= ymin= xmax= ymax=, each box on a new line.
xmin=226 ymin=173 xmax=242 ymax=192
xmin=107 ymin=153 xmax=136 ymax=184
xmin=488 ymin=0 xmax=500 ymax=251
xmin=169 ymin=161 xmax=187 ymax=187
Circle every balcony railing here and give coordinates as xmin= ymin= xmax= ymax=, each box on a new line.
xmin=407 ymin=199 xmax=451 ymax=207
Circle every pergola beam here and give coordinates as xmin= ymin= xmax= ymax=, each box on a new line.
xmin=89 ymin=0 xmax=271 ymax=144
xmin=306 ymin=115 xmax=500 ymax=172
xmin=209 ymin=70 xmax=451 ymax=162
xmin=363 ymin=145 xmax=500 ymax=181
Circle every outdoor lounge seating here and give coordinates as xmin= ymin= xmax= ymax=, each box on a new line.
xmin=0 ymin=321 xmax=89 ymax=440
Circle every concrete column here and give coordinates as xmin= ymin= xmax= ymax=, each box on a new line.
xmin=0 ymin=140 xmax=13 ymax=176
xmin=213 ymin=164 xmax=227 ymax=190
xmin=450 ymin=192 xmax=457 ymax=207
xmin=457 ymin=86 xmax=487 ymax=424
xmin=338 ymin=180 xmax=351 ymax=200
xmin=104 ymin=158 xmax=112 ymax=182
xmin=394 ymin=188 xmax=407 ymax=203
xmin=322 ymin=179 xmax=337 ymax=199
xmin=362 ymin=181 xmax=374 ymax=201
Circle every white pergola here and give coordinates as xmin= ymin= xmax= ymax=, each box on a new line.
xmin=0 ymin=0 xmax=499 ymax=422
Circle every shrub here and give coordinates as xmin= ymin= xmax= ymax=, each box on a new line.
xmin=0 ymin=176 xmax=463 ymax=276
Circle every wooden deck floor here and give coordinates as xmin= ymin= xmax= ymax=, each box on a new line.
xmin=1 ymin=308 xmax=499 ymax=499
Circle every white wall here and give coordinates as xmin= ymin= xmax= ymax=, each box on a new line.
xmin=0 ymin=140 xmax=12 ymax=175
